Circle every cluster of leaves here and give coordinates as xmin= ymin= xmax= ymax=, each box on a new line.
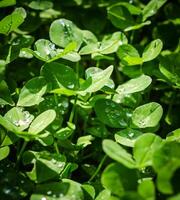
xmin=0 ymin=0 xmax=180 ymax=199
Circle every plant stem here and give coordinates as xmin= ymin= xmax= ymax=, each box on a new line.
xmin=69 ymin=95 xmax=78 ymax=123
xmin=16 ymin=140 xmax=28 ymax=165
xmin=54 ymin=141 xmax=60 ymax=154
xmin=88 ymin=155 xmax=107 ymax=182
xmin=69 ymin=61 xmax=79 ymax=123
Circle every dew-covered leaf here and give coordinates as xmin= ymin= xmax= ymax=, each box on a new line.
xmin=4 ymin=107 xmax=34 ymax=131
xmin=95 ymin=99 xmax=132 ymax=128
xmin=49 ymin=18 xmax=83 ymax=50
xmin=0 ymin=7 xmax=26 ymax=35
xmin=132 ymin=102 xmax=163 ymax=128
xmin=41 ymin=62 xmax=78 ymax=90
xmin=23 ymin=151 xmax=66 ymax=183
xmin=115 ymin=128 xmax=142 ymax=147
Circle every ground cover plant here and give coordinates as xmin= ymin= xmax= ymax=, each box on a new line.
xmin=0 ymin=0 xmax=180 ymax=199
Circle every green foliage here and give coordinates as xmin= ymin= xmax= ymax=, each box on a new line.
xmin=0 ymin=0 xmax=179 ymax=199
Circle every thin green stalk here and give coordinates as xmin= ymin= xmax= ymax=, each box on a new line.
xmin=69 ymin=61 xmax=79 ymax=123
xmin=96 ymin=60 xmax=100 ymax=68
xmin=16 ymin=140 xmax=28 ymax=164
xmin=69 ymin=95 xmax=78 ymax=123
xmin=54 ymin=141 xmax=60 ymax=154
xmin=88 ymin=155 xmax=107 ymax=182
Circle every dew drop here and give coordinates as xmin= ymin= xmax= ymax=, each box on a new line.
xmin=58 ymin=103 xmax=62 ymax=107
xmin=58 ymin=163 xmax=63 ymax=168
xmin=49 ymin=43 xmax=55 ymax=50
xmin=3 ymin=188 xmax=11 ymax=194
xmin=47 ymin=191 xmax=52 ymax=195
xmin=62 ymin=101 xmax=68 ymax=108
xmin=67 ymin=83 xmax=75 ymax=89
xmin=59 ymin=193 xmax=64 ymax=197
xmin=128 ymin=132 xmax=134 ymax=138
xmin=139 ymin=120 xmax=145 ymax=127
xmin=52 ymin=159 xmax=57 ymax=164
xmin=45 ymin=47 xmax=50 ymax=55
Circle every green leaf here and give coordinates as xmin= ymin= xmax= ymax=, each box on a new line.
xmin=166 ymin=128 xmax=180 ymax=143
xmin=95 ymin=99 xmax=132 ymax=128
xmin=17 ymin=77 xmax=47 ymax=107
xmin=115 ymin=128 xmax=142 ymax=147
xmin=115 ymin=74 xmax=152 ymax=95
xmin=33 ymin=39 xmax=57 ymax=61
xmin=142 ymin=0 xmax=168 ymax=21
xmin=114 ymin=2 xmax=141 ymax=15
xmin=95 ymin=190 xmax=111 ymax=200
xmin=6 ymin=35 xmax=34 ymax=64
xmin=133 ymin=133 xmax=162 ymax=168
xmin=0 ymin=115 xmax=19 ymax=133
xmin=0 ymin=7 xmax=26 ymax=35
xmin=4 ymin=107 xmax=34 ymax=131
xmin=23 ymin=151 xmax=66 ymax=183
xmin=99 ymin=32 xmax=128 ymax=54
xmin=0 ymin=80 xmax=14 ymax=106
xmin=113 ymin=92 xmax=142 ymax=107
xmin=49 ymin=18 xmax=83 ymax=50
xmin=101 ymin=163 xmax=138 ymax=197
xmin=120 ymin=192 xmax=144 ymax=200
xmin=41 ymin=62 xmax=78 ymax=90
xmin=82 ymin=184 xmax=95 ymax=200
xmin=0 ymin=146 xmax=10 ymax=161
xmin=28 ymin=109 xmax=56 ymax=134
xmin=62 ymin=179 xmax=84 ymax=200
xmin=55 ymin=122 xmax=75 ymax=140
xmin=28 ymin=1 xmax=53 ymax=10
xmin=79 ymin=43 xmax=99 ymax=55
xmin=107 ymin=4 xmax=134 ymax=30
xmin=132 ymin=102 xmax=163 ymax=128
xmin=138 ymin=179 xmax=155 ymax=200
xmin=0 ymin=0 xmax=16 ymax=7
xmin=142 ymin=39 xmax=163 ymax=62
xmin=124 ymin=21 xmax=151 ymax=32
xmin=77 ymin=135 xmax=94 ymax=148
xmin=78 ymin=65 xmax=113 ymax=95
xmin=103 ymin=139 xmax=136 ymax=168
xmin=117 ymin=44 xmax=143 ymax=66
xmin=153 ymin=142 xmax=180 ymax=194
xmin=37 ymin=131 xmax=54 ymax=146
xmin=168 ymin=194 xmax=180 ymax=200
xmin=160 ymin=64 xmax=180 ymax=87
